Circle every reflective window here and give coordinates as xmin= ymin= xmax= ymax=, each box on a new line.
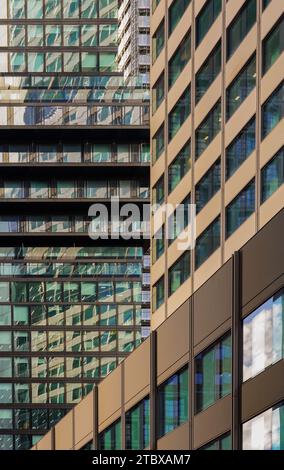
xmin=196 ymin=0 xmax=222 ymax=46
xmin=226 ymin=55 xmax=256 ymax=119
xmin=201 ymin=433 xmax=232 ymax=450
xmin=195 ymin=335 xmax=231 ymax=413
xmin=168 ymin=33 xmax=191 ymax=88
xmin=226 ymin=180 xmax=255 ymax=238
xmin=169 ymin=0 xmax=191 ymax=36
xmin=227 ymin=0 xmax=256 ymax=59
xmin=168 ymin=251 xmax=191 ymax=296
xmin=195 ymin=217 xmax=220 ymax=269
xmin=261 ymin=147 xmax=284 ymax=203
xmin=243 ymin=289 xmax=284 ymax=382
xmin=226 ymin=118 xmax=256 ymax=179
xmin=262 ymin=81 xmax=284 ymax=139
xmin=263 ymin=17 xmax=284 ymax=74
xmin=126 ymin=397 xmax=150 ymax=450
xmin=99 ymin=420 xmax=121 ymax=450
xmin=243 ymin=402 xmax=284 ymax=450
xmin=196 ymin=100 xmax=221 ymax=159
xmin=168 ymin=87 xmax=191 ymax=141
xmin=152 ymin=20 xmax=164 ymax=63
xmin=153 ymin=276 xmax=164 ymax=311
xmin=196 ymin=158 xmax=221 ymax=213
xmin=196 ymin=41 xmax=221 ymax=103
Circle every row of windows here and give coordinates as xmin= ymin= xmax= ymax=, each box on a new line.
xmin=153 ymin=81 xmax=283 ymax=180
xmin=0 ymin=304 xmax=148 ymax=327
xmin=0 ymin=143 xmax=150 ymax=164
xmin=0 ymin=179 xmax=149 ymax=199
xmin=0 ymin=246 xmax=145 ymax=261
xmin=0 ymin=23 xmax=117 ymax=48
xmin=0 ymin=280 xmax=144 ymax=304
xmin=0 ymin=51 xmax=117 ymax=73
xmin=0 ymin=356 xmax=123 ymax=381
xmin=0 ymin=330 xmax=142 ymax=354
xmin=0 ymin=407 xmax=67 ymax=431
xmin=0 ymin=434 xmax=42 ymax=451
xmin=1 ymin=0 xmax=118 ymax=19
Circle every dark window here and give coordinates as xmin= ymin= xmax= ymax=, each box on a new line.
xmin=226 ymin=55 xmax=256 ymax=119
xmin=168 ymin=141 xmax=191 ymax=194
xmin=152 ymin=20 xmax=165 ymax=63
xmin=226 ymin=117 xmax=256 ymax=179
xmin=169 ymin=0 xmax=191 ymax=36
xmin=152 ymin=124 xmax=164 ymax=163
xmin=168 ymin=87 xmax=191 ymax=141
xmin=158 ymin=367 xmax=189 ymax=438
xmin=153 ymin=175 xmax=164 ymax=206
xmin=263 ymin=17 xmax=284 ymax=75
xmin=153 ymin=276 xmax=164 ymax=311
xmin=195 ymin=159 xmax=221 ymax=213
xmin=227 ymin=0 xmax=256 ymax=59
xmin=126 ymin=397 xmax=150 ymax=450
xmin=152 ymin=72 xmax=165 ymax=114
xmin=196 ymin=41 xmax=221 ymax=103
xmin=195 ymin=335 xmax=232 ymax=413
xmin=153 ymin=225 xmax=165 ymax=263
xmin=261 ymin=147 xmax=284 ymax=203
xmin=226 ymin=180 xmax=255 ymax=238
xmin=168 ymin=194 xmax=191 ymax=245
xmin=195 ymin=216 xmax=220 ymax=269
xmin=196 ymin=0 xmax=222 ymax=47
xmin=168 ymin=32 xmax=191 ymax=88
xmin=169 ymin=251 xmax=191 ymax=296
xmin=99 ymin=420 xmax=121 ymax=450
xmin=201 ymin=433 xmax=232 ymax=450
xmin=262 ymin=81 xmax=284 ymax=139
xmin=196 ymin=100 xmax=221 ymax=159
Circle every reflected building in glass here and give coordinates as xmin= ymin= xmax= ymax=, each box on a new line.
xmin=0 ymin=0 xmax=150 ymax=450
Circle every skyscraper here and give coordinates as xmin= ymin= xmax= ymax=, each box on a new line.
xmin=0 ymin=0 xmax=150 ymax=450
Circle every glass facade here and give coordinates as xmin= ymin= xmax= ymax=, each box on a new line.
xmin=195 ymin=335 xmax=232 ymax=413
xmin=125 ymin=397 xmax=150 ymax=450
xmin=158 ymin=367 xmax=188 ymax=438
xmin=99 ymin=419 xmax=121 ymax=450
xmin=243 ymin=402 xmax=284 ymax=450
xmin=243 ymin=289 xmax=284 ymax=382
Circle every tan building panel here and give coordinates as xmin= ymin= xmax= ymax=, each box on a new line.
xmin=157 ymin=422 xmax=190 ymax=450
xmin=124 ymin=338 xmax=150 ymax=407
xmin=98 ymin=365 xmax=122 ymax=428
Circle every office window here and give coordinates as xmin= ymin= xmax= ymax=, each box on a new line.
xmin=196 ymin=0 xmax=222 ymax=46
xmin=153 ymin=176 xmax=164 ymax=206
xmin=169 ymin=0 xmax=191 ymax=36
xmin=263 ymin=17 xmax=284 ymax=74
xmin=9 ymin=0 xmax=25 ymax=19
xmin=261 ymin=147 xmax=284 ymax=202
xmin=196 ymin=100 xmax=221 ymax=159
xmin=243 ymin=289 xmax=284 ymax=382
xmin=45 ymin=0 xmax=61 ymax=18
xmin=27 ymin=0 xmax=43 ymax=19
xmin=153 ymin=226 xmax=165 ymax=263
xmin=126 ymin=397 xmax=150 ymax=450
xmin=152 ymin=20 xmax=164 ymax=63
xmin=0 ymin=306 xmax=11 ymax=326
xmin=99 ymin=420 xmax=121 ymax=450
xmin=168 ymin=195 xmax=190 ymax=245
xmin=168 ymin=141 xmax=191 ymax=194
xmin=196 ymin=41 xmax=221 ymax=103
xmin=226 ymin=180 xmax=255 ymax=238
xmin=152 ymin=72 xmax=165 ymax=114
xmin=226 ymin=55 xmax=256 ymax=119
xmin=195 ymin=335 xmax=231 ymax=413
xmin=152 ymin=124 xmax=164 ymax=163
xmin=158 ymin=367 xmax=188 ymax=438
xmin=153 ymin=276 xmax=164 ymax=311
xmin=195 ymin=158 xmax=221 ymax=213
xmin=168 ymin=87 xmax=191 ymax=141
xmin=168 ymin=32 xmax=191 ymax=88
xmin=195 ymin=217 xmax=220 ymax=269
xmin=262 ymin=81 xmax=284 ymax=139
xmin=243 ymin=402 xmax=284 ymax=450
xmin=0 ymin=384 xmax=12 ymax=404
xmin=169 ymin=251 xmax=190 ymax=296
xmin=227 ymin=0 xmax=256 ymax=59
xmin=226 ymin=117 xmax=256 ymax=179
xmin=201 ymin=433 xmax=232 ymax=450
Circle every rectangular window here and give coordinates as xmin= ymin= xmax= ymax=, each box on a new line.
xmin=153 ymin=176 xmax=164 ymax=206
xmin=168 ymin=141 xmax=191 ymax=194
xmin=196 ymin=100 xmax=221 ymax=159
xmin=153 ymin=226 xmax=165 ymax=263
xmin=196 ymin=41 xmax=221 ymax=103
xmin=226 ymin=117 xmax=256 ymax=179
xmin=152 ymin=72 xmax=165 ymax=114
xmin=226 ymin=180 xmax=255 ymax=238
xmin=201 ymin=433 xmax=232 ymax=450
xmin=168 ymin=87 xmax=191 ymax=141
xmin=263 ymin=16 xmax=284 ymax=74
xmin=152 ymin=20 xmax=164 ymax=63
xmin=243 ymin=402 xmax=284 ymax=450
xmin=153 ymin=276 xmax=164 ymax=311
xmin=261 ymin=147 xmax=284 ymax=202
xmin=227 ymin=0 xmax=256 ymax=59
xmin=168 ymin=195 xmax=190 ymax=245
xmin=152 ymin=124 xmax=164 ymax=163
xmin=196 ymin=0 xmax=222 ymax=46
xmin=196 ymin=158 xmax=221 ymax=213
xmin=168 ymin=32 xmax=191 ymax=88
xmin=125 ymin=397 xmax=150 ymax=450
xmin=99 ymin=420 xmax=121 ymax=450
xmin=243 ymin=289 xmax=284 ymax=382
xmin=226 ymin=55 xmax=256 ymax=119
xmin=195 ymin=216 xmax=220 ymax=269
xmin=169 ymin=251 xmax=191 ymax=296
xmin=158 ymin=367 xmax=188 ymax=438
xmin=169 ymin=0 xmax=191 ymax=36
xmin=262 ymin=81 xmax=284 ymax=139
xmin=195 ymin=335 xmax=232 ymax=413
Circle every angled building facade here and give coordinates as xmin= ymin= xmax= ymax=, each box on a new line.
xmin=0 ymin=0 xmax=150 ymax=450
